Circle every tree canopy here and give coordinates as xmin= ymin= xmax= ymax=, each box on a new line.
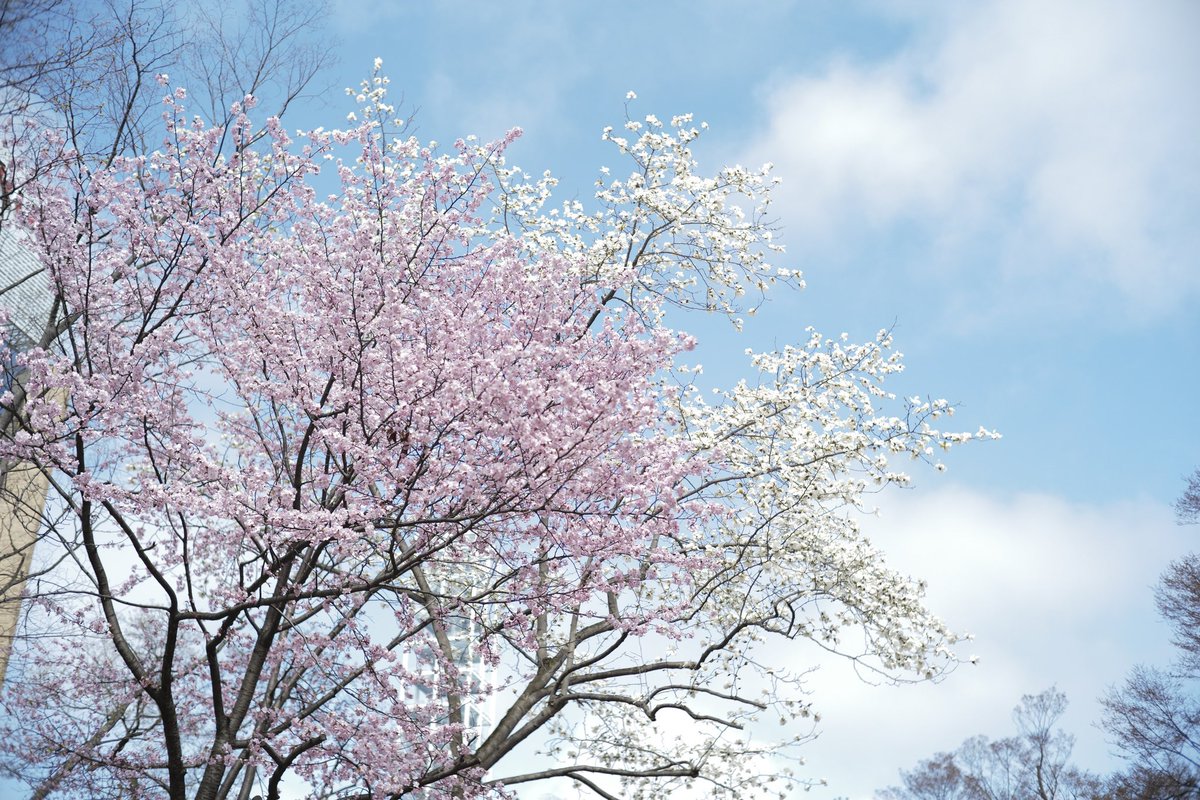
xmin=0 ymin=43 xmax=996 ymax=800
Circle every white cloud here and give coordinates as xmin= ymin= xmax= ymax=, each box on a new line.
xmin=784 ymin=484 xmax=1190 ymax=798
xmin=742 ymin=0 xmax=1200 ymax=316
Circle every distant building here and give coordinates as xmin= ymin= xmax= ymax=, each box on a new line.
xmin=0 ymin=224 xmax=52 ymax=352
xmin=406 ymin=608 xmax=495 ymax=744
xmin=0 ymin=224 xmax=56 ymax=687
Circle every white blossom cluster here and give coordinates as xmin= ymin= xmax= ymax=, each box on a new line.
xmin=485 ymin=108 xmax=797 ymax=332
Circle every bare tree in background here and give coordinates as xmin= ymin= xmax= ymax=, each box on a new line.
xmin=0 ymin=0 xmax=79 ymax=105
xmin=878 ymin=688 xmax=1103 ymax=800
xmin=1101 ymin=664 xmax=1200 ymax=800
xmin=1176 ymin=469 xmax=1200 ymax=526
xmin=0 ymin=0 xmax=334 ymax=203
xmin=1099 ymin=476 xmax=1200 ymax=799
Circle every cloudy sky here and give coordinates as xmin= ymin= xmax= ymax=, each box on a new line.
xmin=313 ymin=1 xmax=1200 ymax=796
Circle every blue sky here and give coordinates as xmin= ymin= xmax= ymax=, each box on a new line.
xmin=312 ymin=0 xmax=1197 ymax=796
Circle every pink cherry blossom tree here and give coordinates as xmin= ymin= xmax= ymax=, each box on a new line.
xmin=0 ymin=67 xmax=995 ymax=800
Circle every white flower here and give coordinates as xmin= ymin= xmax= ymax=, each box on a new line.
xmin=625 ymin=90 xmax=637 ymax=101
